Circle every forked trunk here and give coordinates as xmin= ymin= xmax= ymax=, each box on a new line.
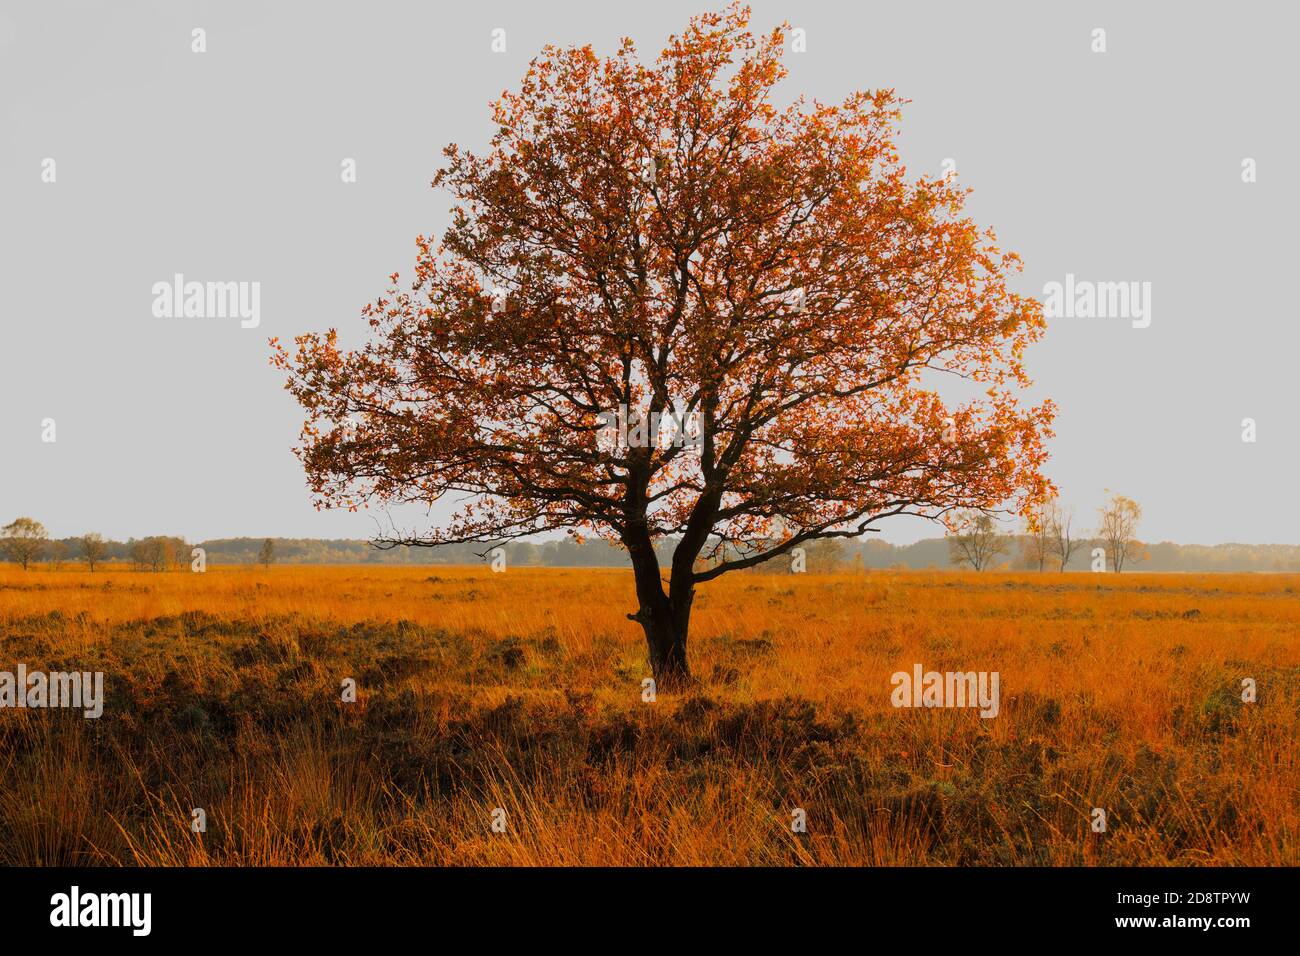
xmin=627 ymin=542 xmax=694 ymax=688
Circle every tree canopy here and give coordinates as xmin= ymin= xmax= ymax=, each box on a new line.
xmin=273 ymin=4 xmax=1055 ymax=682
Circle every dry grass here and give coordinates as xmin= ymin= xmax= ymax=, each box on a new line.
xmin=0 ymin=563 xmax=1295 ymax=865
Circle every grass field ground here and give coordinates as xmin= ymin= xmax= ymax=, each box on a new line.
xmin=0 ymin=564 xmax=1295 ymax=865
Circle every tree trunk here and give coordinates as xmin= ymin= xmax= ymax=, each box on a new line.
xmin=623 ymin=462 xmax=717 ymax=689
xmin=628 ymin=587 xmax=693 ymax=688
xmin=641 ymin=609 xmax=690 ymax=688
xmin=626 ymin=539 xmax=693 ymax=688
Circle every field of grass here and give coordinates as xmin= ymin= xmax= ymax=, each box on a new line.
xmin=0 ymin=564 xmax=1295 ymax=866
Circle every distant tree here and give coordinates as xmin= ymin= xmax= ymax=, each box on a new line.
xmin=131 ymin=536 xmax=186 ymax=572
xmin=259 ymin=538 xmax=276 ymax=569
xmin=1020 ymin=501 xmax=1054 ymax=571
xmin=948 ymin=512 xmax=1008 ymax=572
xmin=1 ymin=517 xmax=48 ymax=570
xmin=1047 ymin=501 xmax=1081 ymax=571
xmin=80 ymin=533 xmax=107 ymax=572
xmin=164 ymin=537 xmax=188 ymax=570
xmin=802 ymin=537 xmax=845 ymax=573
xmin=733 ymin=532 xmax=845 ymax=575
xmin=131 ymin=538 xmax=157 ymax=571
xmin=46 ymin=540 xmax=69 ymax=570
xmin=1097 ymin=491 xmax=1142 ymax=573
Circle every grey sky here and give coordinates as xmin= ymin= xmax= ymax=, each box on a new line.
xmin=1 ymin=1 xmax=1295 ymax=546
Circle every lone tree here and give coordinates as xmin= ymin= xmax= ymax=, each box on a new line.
xmin=1046 ymin=500 xmax=1081 ymax=572
xmin=948 ymin=511 xmax=1009 ymax=571
xmin=259 ymin=538 xmax=276 ymax=569
xmin=1 ymin=517 xmax=48 ymax=570
xmin=1098 ymin=491 xmax=1142 ymax=572
xmin=273 ymin=5 xmax=1054 ymax=686
xmin=81 ymin=532 xmax=107 ymax=573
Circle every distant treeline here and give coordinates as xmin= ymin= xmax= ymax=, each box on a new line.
xmin=197 ymin=537 xmax=652 ymax=567
xmin=34 ymin=536 xmax=666 ymax=569
xmin=856 ymin=537 xmax=1300 ymax=574
xmin=29 ymin=534 xmax=1300 ymax=573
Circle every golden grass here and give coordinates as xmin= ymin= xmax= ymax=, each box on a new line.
xmin=0 ymin=563 xmax=1295 ymax=865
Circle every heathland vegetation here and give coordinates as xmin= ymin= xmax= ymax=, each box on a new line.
xmin=0 ymin=564 xmax=1293 ymax=865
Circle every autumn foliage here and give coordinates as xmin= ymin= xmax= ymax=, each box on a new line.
xmin=273 ymin=5 xmax=1055 ymax=683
